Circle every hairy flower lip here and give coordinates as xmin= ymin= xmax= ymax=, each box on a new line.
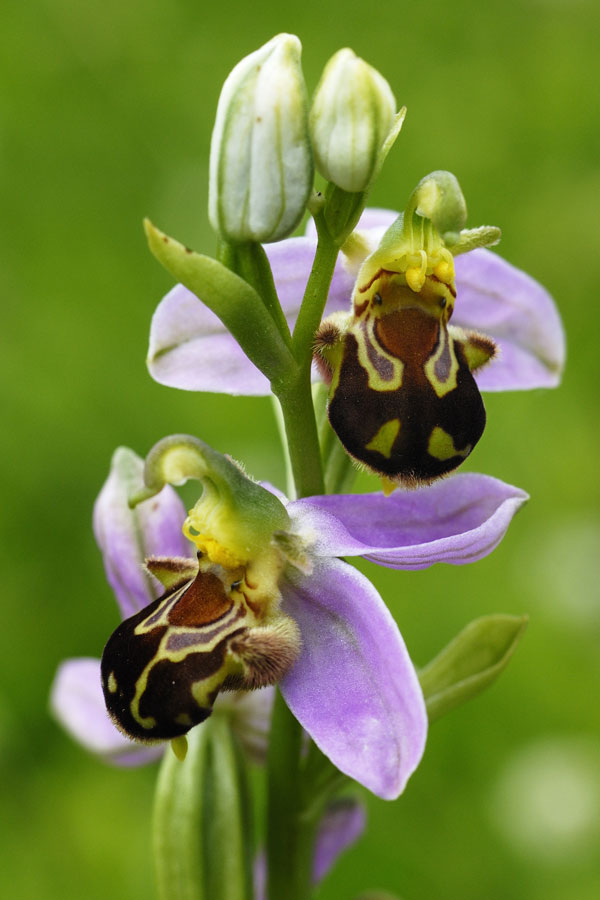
xmin=147 ymin=209 xmax=565 ymax=396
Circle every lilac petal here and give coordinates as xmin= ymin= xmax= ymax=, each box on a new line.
xmin=289 ymin=474 xmax=528 ymax=571
xmin=280 ymin=558 xmax=427 ymax=799
xmin=454 ymin=248 xmax=565 ymax=390
xmin=147 ymin=236 xmax=357 ymax=395
xmin=93 ymin=447 xmax=191 ymax=618
xmin=313 ymin=797 xmax=366 ymax=883
xmin=50 ymin=658 xmax=162 ymax=766
xmin=148 ymin=284 xmax=271 ymax=395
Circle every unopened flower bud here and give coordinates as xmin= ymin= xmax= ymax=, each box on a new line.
xmin=309 ymin=49 xmax=396 ymax=193
xmin=209 ymin=34 xmax=313 ymax=243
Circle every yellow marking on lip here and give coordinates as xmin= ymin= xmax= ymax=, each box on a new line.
xmin=424 ymin=326 xmax=459 ymax=397
xmin=427 ymin=426 xmax=471 ymax=461
xmin=366 ymin=419 xmax=401 ymax=458
xmin=353 ymin=317 xmax=403 ymax=391
xmin=107 ymin=672 xmax=118 ymax=694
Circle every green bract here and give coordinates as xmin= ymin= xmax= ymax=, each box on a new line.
xmin=144 ymin=220 xmax=295 ymax=388
xmin=419 ymin=615 xmax=529 ymax=721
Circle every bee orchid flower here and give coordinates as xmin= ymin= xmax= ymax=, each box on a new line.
xmin=52 ymin=438 xmax=527 ymax=800
xmin=147 ymin=208 xmax=565 ymax=399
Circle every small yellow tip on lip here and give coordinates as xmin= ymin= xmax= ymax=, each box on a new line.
xmin=170 ymin=735 xmax=188 ymax=762
xmin=380 ymin=476 xmax=399 ymax=497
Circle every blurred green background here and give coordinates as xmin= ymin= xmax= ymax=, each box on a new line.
xmin=1 ymin=0 xmax=598 ymax=897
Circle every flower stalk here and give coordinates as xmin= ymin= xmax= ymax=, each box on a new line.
xmin=275 ymin=198 xmax=361 ymax=499
xmin=153 ymin=716 xmax=253 ymax=900
xmin=266 ymin=692 xmax=314 ymax=900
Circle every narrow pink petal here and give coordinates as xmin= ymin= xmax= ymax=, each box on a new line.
xmin=289 ymin=474 xmax=528 ymax=570
xmin=93 ymin=447 xmax=191 ymax=618
xmin=280 ymin=559 xmax=427 ymax=799
xmin=50 ymin=658 xmax=162 ymax=766
xmin=312 ymin=798 xmax=366 ymax=883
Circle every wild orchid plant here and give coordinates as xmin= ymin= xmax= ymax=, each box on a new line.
xmin=50 ymin=34 xmax=564 ymax=900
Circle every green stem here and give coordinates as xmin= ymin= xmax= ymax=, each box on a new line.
xmin=270 ymin=396 xmax=295 ymax=499
xmin=266 ymin=692 xmax=318 ymax=900
xmin=275 ymin=375 xmax=325 ymax=498
xmin=291 ymin=215 xmax=339 ymax=363
xmin=271 ymin=214 xmax=341 ymax=500
xmin=218 ymin=210 xmax=358 ymax=898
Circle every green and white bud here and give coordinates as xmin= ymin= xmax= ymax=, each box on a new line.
xmin=309 ymin=49 xmax=397 ymax=193
xmin=209 ymin=34 xmax=313 ymax=243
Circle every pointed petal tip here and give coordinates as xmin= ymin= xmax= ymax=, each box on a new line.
xmin=292 ymin=473 xmax=529 ymax=571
